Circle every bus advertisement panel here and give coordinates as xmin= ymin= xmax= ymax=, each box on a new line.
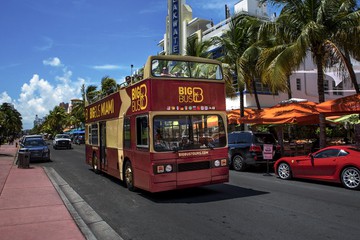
xmin=85 ymin=55 xmax=229 ymax=193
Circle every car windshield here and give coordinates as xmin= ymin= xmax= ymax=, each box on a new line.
xmin=56 ymin=134 xmax=70 ymax=139
xmin=153 ymin=114 xmax=226 ymax=152
xmin=24 ymin=138 xmax=46 ymax=146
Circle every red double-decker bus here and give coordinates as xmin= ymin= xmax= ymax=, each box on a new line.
xmin=85 ymin=55 xmax=228 ymax=192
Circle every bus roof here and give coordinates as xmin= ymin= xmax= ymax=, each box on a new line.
xmin=143 ymin=55 xmax=222 ymax=79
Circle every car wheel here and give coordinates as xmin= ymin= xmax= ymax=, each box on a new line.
xmin=277 ymin=162 xmax=292 ymax=180
xmin=232 ymin=154 xmax=246 ymax=171
xmin=341 ymin=167 xmax=360 ymax=190
xmin=92 ymin=153 xmax=100 ymax=174
xmin=124 ymin=161 xmax=136 ymax=191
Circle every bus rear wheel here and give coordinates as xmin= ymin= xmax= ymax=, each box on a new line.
xmin=124 ymin=161 xmax=135 ymax=191
xmin=92 ymin=153 xmax=100 ymax=174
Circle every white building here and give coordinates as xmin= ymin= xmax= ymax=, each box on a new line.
xmin=159 ymin=0 xmax=360 ymax=110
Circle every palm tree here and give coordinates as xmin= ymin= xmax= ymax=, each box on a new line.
xmin=85 ymin=85 xmax=99 ymax=104
xmin=186 ymin=37 xmax=213 ymax=58
xmin=213 ymin=16 xmax=266 ymax=129
xmin=101 ymin=76 xmax=117 ymax=96
xmin=259 ymin=0 xmax=360 ymax=148
xmin=43 ymin=106 xmax=67 ymax=135
xmin=212 ymin=18 xmax=247 ymax=130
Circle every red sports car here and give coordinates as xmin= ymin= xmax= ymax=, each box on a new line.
xmin=274 ymin=145 xmax=360 ymax=190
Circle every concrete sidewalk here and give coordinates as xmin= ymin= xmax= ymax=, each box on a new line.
xmin=0 ymin=143 xmax=85 ymax=240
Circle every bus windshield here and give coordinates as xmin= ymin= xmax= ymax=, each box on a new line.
xmin=151 ymin=59 xmax=223 ymax=80
xmin=153 ymin=115 xmax=226 ymax=152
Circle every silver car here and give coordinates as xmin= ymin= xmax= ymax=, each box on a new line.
xmin=53 ymin=134 xmax=72 ymax=150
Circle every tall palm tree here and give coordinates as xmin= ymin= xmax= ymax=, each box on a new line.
xmin=212 ymin=18 xmax=249 ymax=130
xmin=260 ymin=0 xmax=360 ymax=148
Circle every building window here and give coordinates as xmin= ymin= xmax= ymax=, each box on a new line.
xmin=296 ymin=78 xmax=301 ymax=91
xmin=324 ymin=80 xmax=329 ymax=95
xmin=333 ymin=81 xmax=344 ymax=96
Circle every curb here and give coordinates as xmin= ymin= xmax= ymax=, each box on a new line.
xmin=44 ymin=167 xmax=123 ymax=240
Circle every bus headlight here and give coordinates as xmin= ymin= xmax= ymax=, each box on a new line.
xmin=213 ymin=159 xmax=227 ymax=168
xmin=155 ymin=164 xmax=173 ymax=174
xmin=165 ymin=164 xmax=173 ymax=173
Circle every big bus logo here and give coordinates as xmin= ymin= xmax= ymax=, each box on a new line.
xmin=132 ymin=84 xmax=148 ymax=112
xmin=178 ymin=86 xmax=204 ymax=103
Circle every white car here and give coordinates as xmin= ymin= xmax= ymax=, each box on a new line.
xmin=53 ymin=134 xmax=72 ymax=150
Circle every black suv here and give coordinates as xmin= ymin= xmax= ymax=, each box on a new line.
xmin=228 ymin=131 xmax=281 ymax=171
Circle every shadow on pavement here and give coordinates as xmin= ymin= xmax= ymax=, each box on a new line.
xmin=141 ymin=183 xmax=269 ymax=204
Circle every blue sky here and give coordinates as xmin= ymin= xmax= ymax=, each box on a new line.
xmin=0 ymin=0 xmax=276 ymax=129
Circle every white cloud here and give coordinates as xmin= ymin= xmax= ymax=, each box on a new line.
xmin=43 ymin=57 xmax=62 ymax=67
xmin=92 ymin=64 xmax=120 ymax=70
xmin=0 ymin=92 xmax=12 ymax=103
xmin=0 ymin=57 xmax=86 ymax=129
xmin=35 ymin=37 xmax=54 ymax=51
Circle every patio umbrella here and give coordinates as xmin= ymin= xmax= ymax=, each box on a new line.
xmin=316 ymin=94 xmax=360 ymax=116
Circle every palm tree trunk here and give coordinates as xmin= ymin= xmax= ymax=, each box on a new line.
xmin=239 ymin=88 xmax=245 ymax=131
xmin=316 ymin=53 xmax=326 ymax=148
xmin=252 ymin=79 xmax=261 ymax=110
xmin=344 ymin=50 xmax=360 ymax=94
xmin=287 ymin=75 xmax=292 ymax=99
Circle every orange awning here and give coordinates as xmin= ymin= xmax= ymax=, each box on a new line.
xmin=316 ymin=94 xmax=360 ymax=116
xmin=227 ymin=108 xmax=260 ymax=124
xmin=234 ymin=101 xmax=320 ymax=125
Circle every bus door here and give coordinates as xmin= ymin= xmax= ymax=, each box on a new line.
xmin=99 ymin=122 xmax=107 ymax=171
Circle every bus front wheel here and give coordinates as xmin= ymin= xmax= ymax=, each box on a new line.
xmin=124 ymin=161 xmax=135 ymax=191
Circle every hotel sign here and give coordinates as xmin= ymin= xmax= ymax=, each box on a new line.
xmin=171 ymin=0 xmax=180 ymax=54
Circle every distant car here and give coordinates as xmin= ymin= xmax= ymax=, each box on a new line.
xmin=274 ymin=145 xmax=360 ymax=190
xmin=73 ymin=134 xmax=85 ymax=145
xmin=19 ymin=137 xmax=50 ymax=162
xmin=53 ymin=134 xmax=72 ymax=149
xmin=228 ymin=131 xmax=281 ymax=171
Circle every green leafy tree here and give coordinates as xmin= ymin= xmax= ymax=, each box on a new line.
xmin=0 ymin=103 xmax=22 ymax=142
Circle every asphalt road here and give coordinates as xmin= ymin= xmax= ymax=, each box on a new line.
xmin=37 ymin=143 xmax=360 ymax=240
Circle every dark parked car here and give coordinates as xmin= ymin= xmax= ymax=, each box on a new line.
xmin=228 ymin=131 xmax=281 ymax=171
xmin=274 ymin=145 xmax=360 ymax=190
xmin=53 ymin=134 xmax=72 ymax=149
xmin=18 ymin=138 xmax=50 ymax=162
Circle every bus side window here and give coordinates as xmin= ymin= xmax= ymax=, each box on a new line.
xmin=124 ymin=117 xmax=131 ymax=149
xmin=136 ymin=115 xmax=149 ymax=148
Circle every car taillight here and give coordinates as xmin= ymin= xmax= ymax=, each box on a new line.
xmin=276 ymin=145 xmax=281 ymax=151
xmin=249 ymin=144 xmax=262 ymax=152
